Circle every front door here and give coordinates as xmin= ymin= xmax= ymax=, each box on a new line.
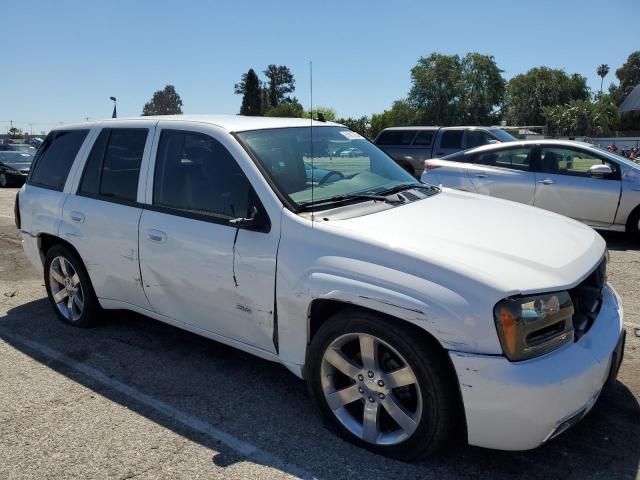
xmin=138 ymin=125 xmax=280 ymax=353
xmin=533 ymin=146 xmax=622 ymax=227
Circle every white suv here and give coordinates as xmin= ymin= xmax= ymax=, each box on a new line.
xmin=16 ymin=115 xmax=625 ymax=460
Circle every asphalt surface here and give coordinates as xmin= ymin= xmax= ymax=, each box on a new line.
xmin=0 ymin=186 xmax=638 ymax=480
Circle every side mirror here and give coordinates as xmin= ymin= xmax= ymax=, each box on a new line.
xmin=589 ymin=164 xmax=613 ymax=178
xmin=229 ymin=205 xmax=259 ymax=227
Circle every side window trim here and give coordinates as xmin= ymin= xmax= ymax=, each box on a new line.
xmin=76 ymin=127 xmax=150 ymax=206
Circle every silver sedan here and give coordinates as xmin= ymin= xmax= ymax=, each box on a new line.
xmin=421 ymin=139 xmax=640 ymax=237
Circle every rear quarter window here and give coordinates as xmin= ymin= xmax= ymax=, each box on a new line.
xmin=28 ymin=130 xmax=89 ymax=191
xmin=440 ymin=130 xmax=464 ymax=149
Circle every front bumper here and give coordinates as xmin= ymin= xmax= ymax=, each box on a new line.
xmin=4 ymin=171 xmax=29 ymax=184
xmin=450 ymin=283 xmax=624 ymax=451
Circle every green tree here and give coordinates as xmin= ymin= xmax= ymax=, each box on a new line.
xmin=302 ymin=106 xmax=337 ymax=122
xmin=608 ymin=51 xmax=640 ymax=131
xmin=369 ymin=100 xmax=420 ymax=137
xmin=142 ymin=85 xmax=183 ymax=116
xmin=264 ymin=98 xmax=304 ymax=117
xmin=407 ymin=53 xmax=504 ymax=125
xmin=609 ymin=51 xmax=640 ymax=104
xmin=505 ymin=67 xmax=589 ymax=125
xmin=335 ymin=116 xmax=370 ymax=137
xmin=597 ymin=64 xmax=610 ymax=93
xmin=263 ymin=65 xmax=295 ymax=108
xmin=234 ymin=69 xmax=262 ymax=116
xmin=543 ymin=95 xmax=618 ymax=137
xmin=8 ymin=127 xmax=23 ymax=139
xmin=407 ymin=53 xmax=463 ymax=125
xmin=458 ymin=53 xmax=505 ymax=124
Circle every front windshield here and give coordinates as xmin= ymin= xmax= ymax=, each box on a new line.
xmin=489 ymin=128 xmax=517 ymax=142
xmin=237 ymin=126 xmax=421 ymax=208
xmin=0 ymin=152 xmax=34 ymax=164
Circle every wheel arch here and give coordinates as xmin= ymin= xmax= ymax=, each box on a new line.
xmin=625 ymin=202 xmax=640 ymax=233
xmin=38 ymin=233 xmax=85 ymax=269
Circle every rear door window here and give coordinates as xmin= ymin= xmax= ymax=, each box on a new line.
xmin=78 ymin=128 xmax=148 ymax=202
xmin=412 ymin=130 xmax=434 ymax=146
xmin=475 ymin=147 xmax=532 ymax=171
xmin=376 ymin=130 xmax=417 ymax=146
xmin=440 ymin=130 xmax=464 ymax=149
xmin=29 ymin=130 xmax=89 ymax=190
xmin=466 ymin=130 xmax=496 ymax=148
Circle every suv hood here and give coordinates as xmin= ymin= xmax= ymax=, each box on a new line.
xmin=324 ymin=189 xmax=605 ymax=295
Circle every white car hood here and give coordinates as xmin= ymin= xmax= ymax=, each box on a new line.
xmin=324 ymin=189 xmax=605 ymax=295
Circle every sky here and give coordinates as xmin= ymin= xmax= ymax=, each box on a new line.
xmin=2 ymin=0 xmax=639 ymax=135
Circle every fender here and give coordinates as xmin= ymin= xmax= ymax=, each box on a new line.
xmin=275 ymin=258 xmax=504 ymax=372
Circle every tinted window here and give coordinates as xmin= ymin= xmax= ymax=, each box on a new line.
xmin=466 ymin=130 xmax=497 ymax=148
xmin=153 ymin=130 xmax=252 ymax=219
xmin=475 ymin=147 xmax=532 ymax=171
xmin=412 ymin=130 xmax=434 ymax=146
xmin=78 ymin=130 xmax=109 ymax=196
xmin=29 ymin=130 xmax=88 ymax=190
xmin=539 ymin=147 xmax=620 ymax=179
xmin=376 ymin=130 xmax=417 ymax=146
xmin=440 ymin=130 xmax=463 ymax=149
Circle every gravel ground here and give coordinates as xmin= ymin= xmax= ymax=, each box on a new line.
xmin=0 ymin=186 xmax=638 ymax=480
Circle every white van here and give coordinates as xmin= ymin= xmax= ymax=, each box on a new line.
xmin=15 ymin=115 xmax=625 ymax=460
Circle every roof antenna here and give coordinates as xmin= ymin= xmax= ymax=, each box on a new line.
xmin=309 ymin=60 xmax=315 ymax=225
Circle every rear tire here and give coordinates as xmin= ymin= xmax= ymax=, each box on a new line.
xmin=306 ymin=309 xmax=460 ymax=461
xmin=44 ymin=244 xmax=102 ymax=327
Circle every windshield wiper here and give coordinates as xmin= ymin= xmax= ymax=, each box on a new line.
xmin=298 ymin=193 xmax=404 ymax=211
xmin=377 ymin=183 xmax=440 ymax=195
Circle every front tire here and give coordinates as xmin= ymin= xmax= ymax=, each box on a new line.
xmin=44 ymin=244 xmax=102 ymax=327
xmin=306 ymin=309 xmax=460 ymax=461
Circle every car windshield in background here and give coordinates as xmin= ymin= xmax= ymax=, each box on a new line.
xmin=489 ymin=129 xmax=517 ymax=142
xmin=237 ymin=126 xmax=423 ymax=208
xmin=7 ymin=144 xmax=37 ymax=153
xmin=0 ymin=151 xmax=34 ymax=164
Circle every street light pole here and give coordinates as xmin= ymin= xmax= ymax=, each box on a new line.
xmin=110 ymin=96 xmax=117 ymax=118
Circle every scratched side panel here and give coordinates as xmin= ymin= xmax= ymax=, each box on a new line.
xmin=59 ymin=195 xmax=150 ymax=309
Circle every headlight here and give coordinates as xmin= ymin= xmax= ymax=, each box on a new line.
xmin=494 ymin=292 xmax=574 ymax=361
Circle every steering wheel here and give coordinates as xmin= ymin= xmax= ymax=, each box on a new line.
xmin=319 ymin=170 xmax=345 ymax=185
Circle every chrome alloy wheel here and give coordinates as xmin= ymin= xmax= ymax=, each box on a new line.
xmin=49 ymin=256 xmax=84 ymax=322
xmin=320 ymin=333 xmax=422 ymax=446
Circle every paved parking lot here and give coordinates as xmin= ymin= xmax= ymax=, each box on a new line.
xmin=0 ymin=186 xmax=638 ymax=480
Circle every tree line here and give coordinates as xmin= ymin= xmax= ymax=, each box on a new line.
xmin=139 ymin=51 xmax=640 ymax=139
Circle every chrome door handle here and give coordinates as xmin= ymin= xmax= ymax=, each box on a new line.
xmin=538 ymin=179 xmax=554 ymax=185
xmin=146 ymin=229 xmax=167 ymax=243
xmin=475 ymin=173 xmax=488 ymax=178
xmin=70 ymin=211 xmax=85 ymax=223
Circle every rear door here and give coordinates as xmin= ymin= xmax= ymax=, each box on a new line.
xmin=467 ymin=146 xmax=536 ymax=204
xmin=60 ymin=122 xmax=155 ymax=309
xmin=433 ymin=129 xmax=465 ymax=157
xmin=533 ymin=145 xmax=622 ymax=227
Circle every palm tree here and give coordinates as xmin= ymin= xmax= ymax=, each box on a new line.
xmin=597 ymin=64 xmax=610 ymax=93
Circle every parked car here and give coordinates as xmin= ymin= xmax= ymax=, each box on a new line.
xmin=0 ymin=143 xmax=37 ymax=154
xmin=16 ymin=116 xmax=625 ymax=460
xmin=0 ymin=151 xmax=34 ymax=187
xmin=421 ymin=139 xmax=640 ymax=238
xmin=374 ymin=126 xmax=516 ymax=177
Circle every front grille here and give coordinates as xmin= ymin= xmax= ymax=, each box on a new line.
xmin=569 ymin=257 xmax=607 ymax=340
